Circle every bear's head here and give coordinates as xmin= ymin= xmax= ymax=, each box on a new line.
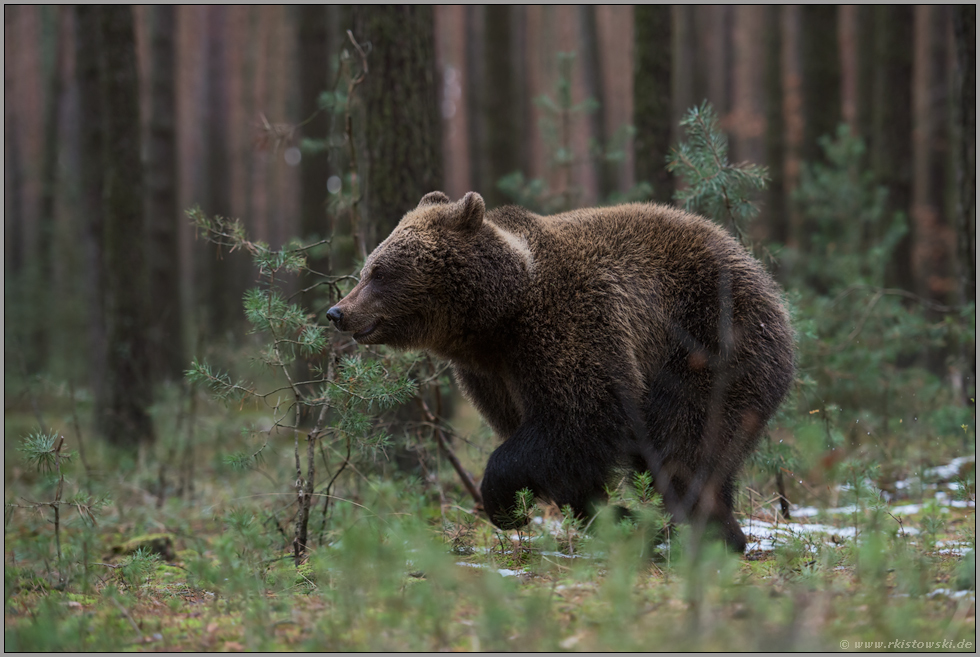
xmin=326 ymin=191 xmax=490 ymax=352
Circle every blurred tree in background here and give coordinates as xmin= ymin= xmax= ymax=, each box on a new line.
xmin=2 ymin=5 xmax=974 ymax=448
xmin=872 ymin=6 xmax=915 ymax=294
xmin=73 ymin=5 xmax=108 ymax=407
xmin=145 ymin=4 xmax=184 ymax=382
xmin=98 ymin=5 xmax=155 ymax=447
xmin=632 ymin=4 xmax=673 ymax=203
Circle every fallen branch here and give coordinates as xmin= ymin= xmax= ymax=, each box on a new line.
xmin=417 ymin=397 xmax=484 ymax=508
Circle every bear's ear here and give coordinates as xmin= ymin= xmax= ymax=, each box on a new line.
xmin=451 ymin=191 xmax=485 ymax=232
xmin=417 ymin=191 xmax=451 ymax=208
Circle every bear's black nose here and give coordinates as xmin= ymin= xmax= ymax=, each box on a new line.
xmin=326 ymin=307 xmax=343 ymax=324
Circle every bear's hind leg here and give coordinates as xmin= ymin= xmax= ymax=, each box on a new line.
xmin=646 ymin=464 xmax=748 ymax=553
xmin=690 ymin=472 xmax=748 ymax=553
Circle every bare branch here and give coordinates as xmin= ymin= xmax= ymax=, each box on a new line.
xmin=417 ymin=397 xmax=484 ymax=508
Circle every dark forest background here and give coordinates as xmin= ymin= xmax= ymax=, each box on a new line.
xmin=3 ymin=5 xmax=976 ymax=446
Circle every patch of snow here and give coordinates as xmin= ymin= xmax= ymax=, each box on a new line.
xmin=456 ymin=561 xmax=525 ymax=577
xmin=890 ymin=503 xmax=924 ymax=515
xmin=928 ymin=588 xmax=976 ymax=600
xmin=934 ymin=541 xmax=974 ymax=556
xmin=924 ymin=456 xmax=975 ymax=482
xmin=539 ymin=550 xmax=588 ymax=560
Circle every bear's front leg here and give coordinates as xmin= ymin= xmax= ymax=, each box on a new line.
xmin=480 ymin=419 xmax=616 ymax=529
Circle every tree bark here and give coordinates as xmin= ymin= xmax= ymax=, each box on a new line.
xmin=799 ymin=6 xmax=841 ymax=165
xmin=633 ymin=5 xmax=673 ymax=203
xmin=912 ymin=6 xmax=954 ymax=305
xmin=854 ymin=6 xmax=875 ymax=166
xmin=675 ymin=6 xmax=708 ymax=118
xmin=953 ymin=5 xmax=976 ymax=306
xmin=201 ymin=5 xmax=245 ymax=338
xmin=298 ymin=5 xmax=332 ymax=255
xmin=953 ymin=5 xmax=976 ymax=405
xmin=145 ymin=5 xmax=185 ymax=381
xmin=353 ymin=6 xmax=442 ymax=248
xmin=99 ymin=5 xmax=155 ymax=447
xmin=798 ymin=7 xmax=842 ymax=260
xmin=33 ymin=6 xmax=67 ymax=372
xmin=764 ymin=5 xmax=787 ymax=247
xmin=578 ymin=5 xmax=614 ymax=202
xmin=872 ymin=6 xmax=915 ymax=293
xmin=484 ymin=6 xmax=524 ymax=208
xmin=74 ymin=5 xmax=107 ymax=408
xmin=5 ymin=7 xmax=24 ymax=277
xmin=464 ymin=6 xmax=485 ymax=199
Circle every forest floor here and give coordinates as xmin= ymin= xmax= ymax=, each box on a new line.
xmin=3 ymin=395 xmax=976 ymax=652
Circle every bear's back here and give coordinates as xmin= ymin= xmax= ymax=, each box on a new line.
xmin=488 ymin=202 xmax=785 ymax=320
xmin=485 ymin=202 xmax=793 ymax=388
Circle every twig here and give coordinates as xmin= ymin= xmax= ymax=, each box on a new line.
xmin=887 ymin=511 xmax=908 ymax=539
xmin=317 ymin=433 xmax=351 ymax=543
xmin=51 ymin=436 xmax=66 ymax=564
xmin=293 ymin=403 xmax=330 ymax=564
xmin=418 ymin=397 xmax=484 ymax=508
xmin=109 ymin=595 xmax=143 ymax=640
xmin=830 ymin=284 xmax=961 ymax=314
xmin=345 ymin=29 xmax=368 ymax=261
xmin=67 ymin=381 xmax=93 ymax=487
xmin=775 ymin=468 xmax=792 ymax=520
xmin=180 ymin=380 xmax=197 ymax=499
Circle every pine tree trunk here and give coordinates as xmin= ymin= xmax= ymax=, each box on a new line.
xmin=99 ymin=5 xmax=154 ymax=447
xmin=353 ymin=6 xmax=442 ymax=247
xmin=578 ymin=5 xmax=613 ymax=202
xmin=74 ymin=5 xmax=107 ymax=408
xmin=633 ymin=5 xmax=673 ymax=203
xmin=203 ymin=5 xmax=238 ymax=337
xmin=764 ymin=5 xmax=787 ymax=247
xmin=5 ymin=7 xmax=24 ymax=278
xmin=953 ymin=5 xmax=976 ymax=405
xmin=673 ymin=6 xmax=697 ymax=115
xmin=145 ymin=5 xmax=184 ymax=381
xmin=704 ymin=7 xmax=734 ymax=116
xmin=854 ymin=6 xmax=875 ymax=166
xmin=798 ymin=7 xmax=841 ymax=258
xmin=799 ymin=6 xmax=841 ymax=165
xmin=298 ymin=5 xmax=331 ymax=254
xmin=731 ymin=7 xmax=765 ymax=167
xmin=872 ymin=6 xmax=915 ymax=293
xmin=912 ymin=6 xmax=953 ymax=305
xmin=484 ymin=6 xmax=523 ymax=208
xmin=464 ymin=6 xmax=486 ymax=198
xmin=953 ymin=6 xmax=976 ymax=305
xmin=34 ymin=6 xmax=67 ymax=372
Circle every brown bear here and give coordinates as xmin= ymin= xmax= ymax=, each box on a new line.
xmin=326 ymin=191 xmax=794 ymax=551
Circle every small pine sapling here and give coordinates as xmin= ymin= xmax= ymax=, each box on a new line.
xmin=666 ymin=101 xmax=769 ymax=245
xmin=6 ymin=430 xmax=110 ymax=584
xmin=186 ymin=207 xmax=419 ymax=565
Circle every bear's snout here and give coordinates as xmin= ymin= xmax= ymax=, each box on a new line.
xmin=326 ymin=293 xmax=384 ymax=343
xmin=325 ymin=306 xmax=343 ymax=325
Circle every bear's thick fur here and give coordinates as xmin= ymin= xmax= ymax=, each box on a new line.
xmin=327 ymin=191 xmax=794 ymax=551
